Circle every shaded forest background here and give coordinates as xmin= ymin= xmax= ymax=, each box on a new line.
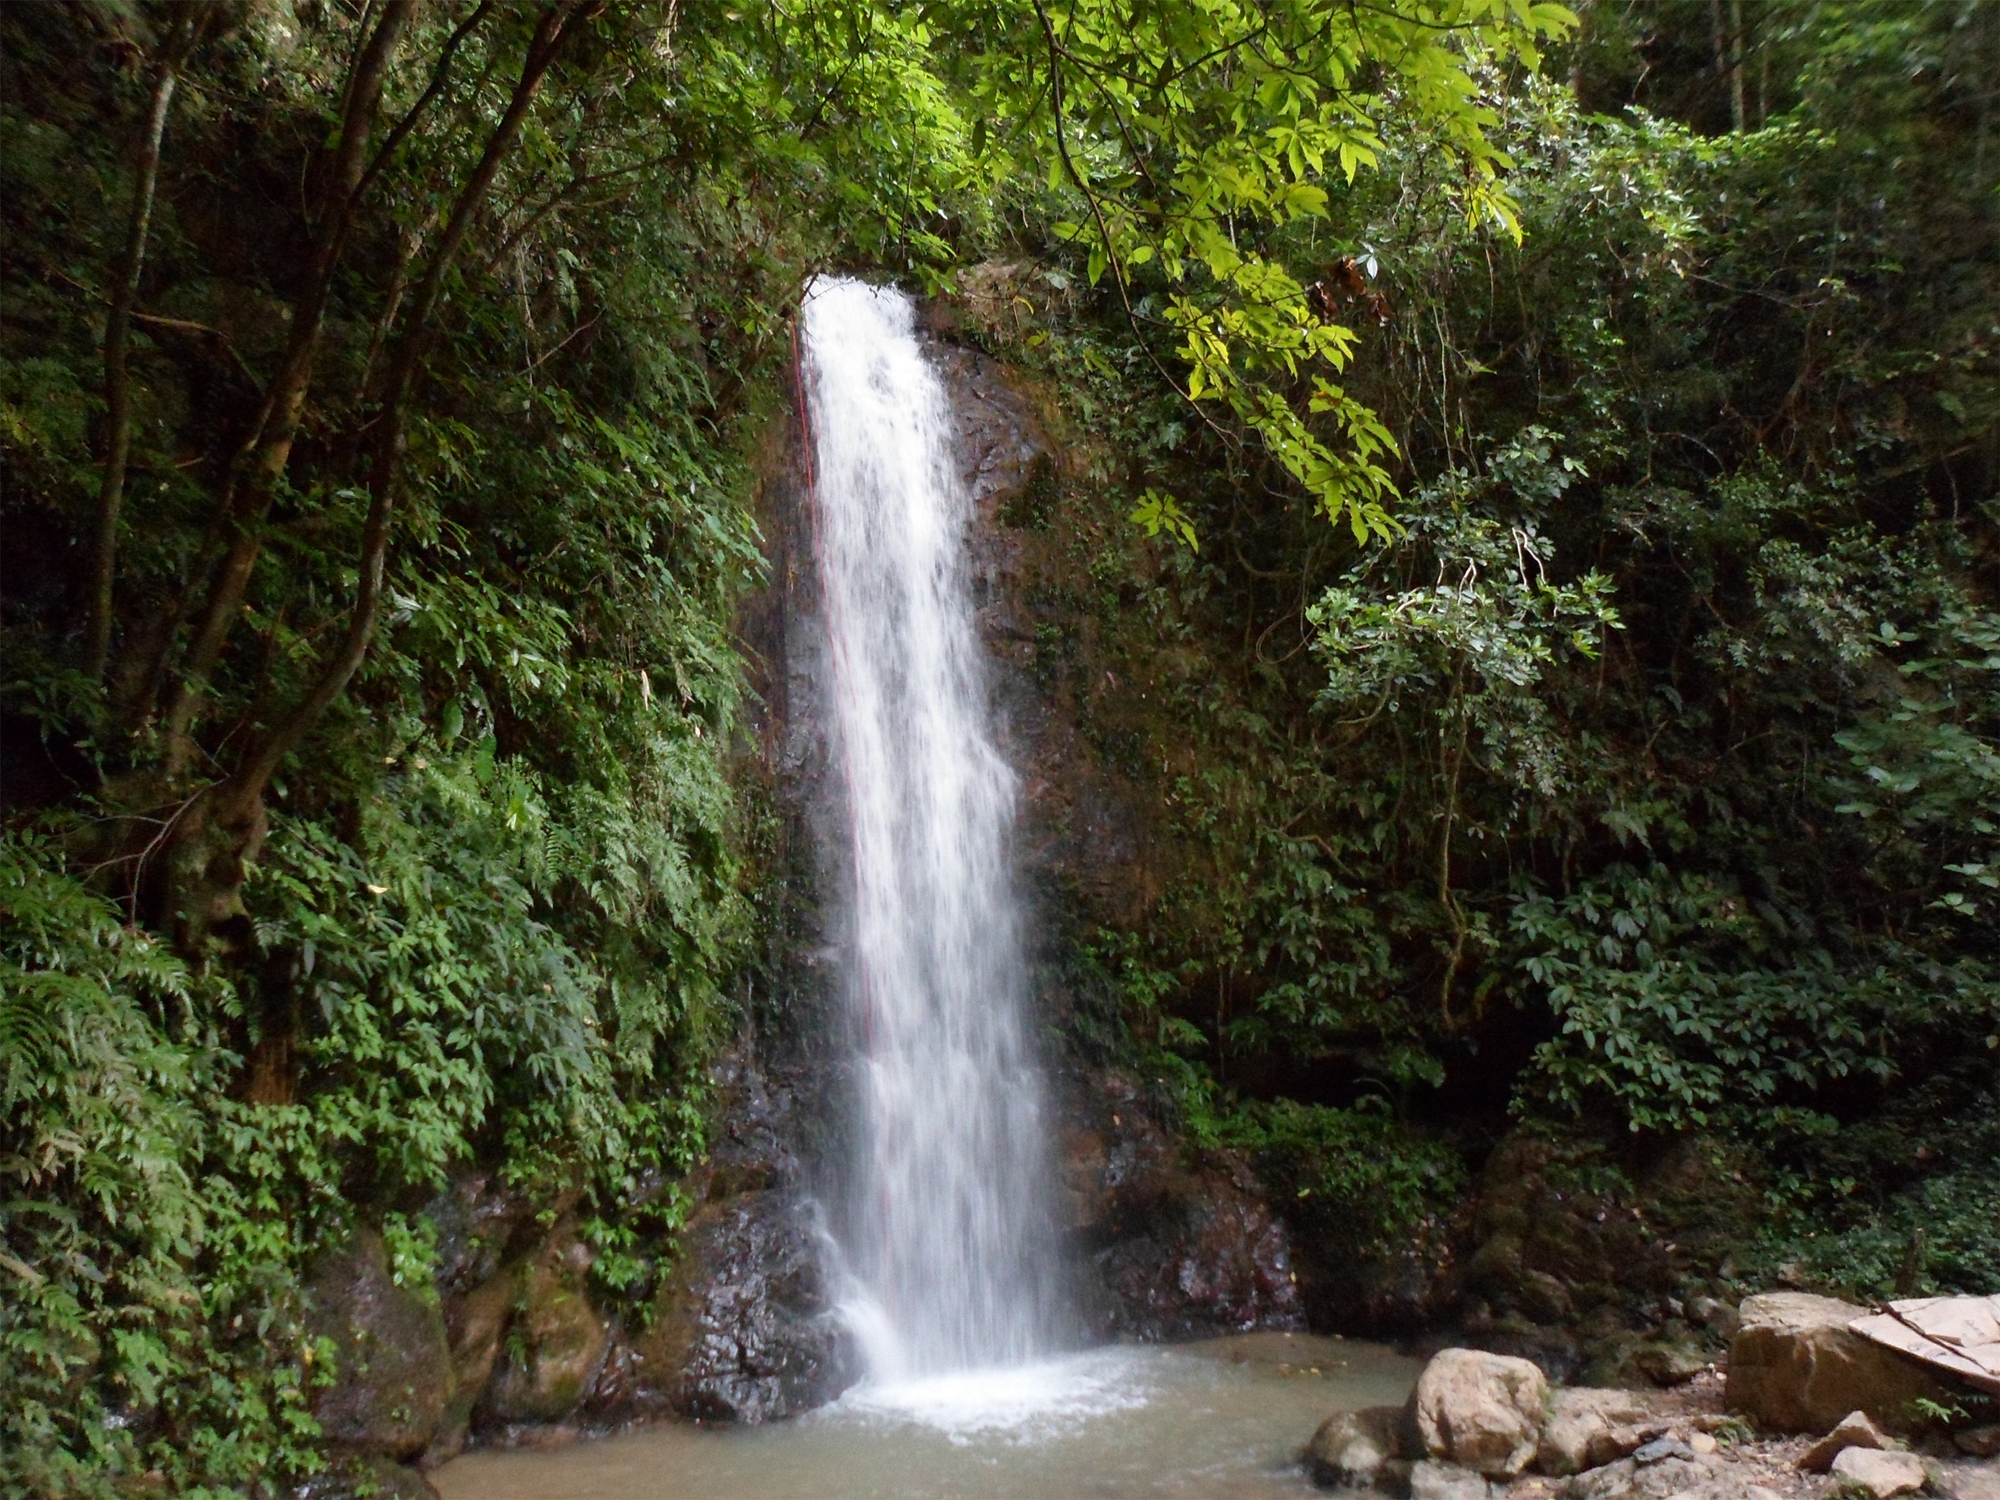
xmin=1 ymin=0 xmax=1995 ymax=1492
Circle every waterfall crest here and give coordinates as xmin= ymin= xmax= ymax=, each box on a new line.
xmin=799 ymin=276 xmax=1060 ymax=1378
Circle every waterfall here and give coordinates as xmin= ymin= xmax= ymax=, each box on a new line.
xmin=799 ymin=276 xmax=1061 ymax=1380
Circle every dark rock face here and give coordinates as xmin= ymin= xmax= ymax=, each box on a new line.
xmin=622 ymin=1188 xmax=857 ymax=1422
xmin=925 ymin=337 xmax=1167 ymax=934
xmin=930 ymin=342 xmax=1304 ymax=1344
xmin=1061 ymin=1070 xmax=1303 ymax=1340
xmin=1437 ymin=1134 xmax=1760 ymax=1383
xmin=1289 ymin=1198 xmax=1467 ymax=1344
xmin=588 ymin=1048 xmax=858 ymax=1425
xmin=303 ymin=1229 xmax=455 ymax=1463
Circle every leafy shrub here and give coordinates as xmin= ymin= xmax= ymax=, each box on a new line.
xmin=1224 ymin=1099 xmax=1467 ymax=1262
xmin=0 ymin=832 xmax=323 ymax=1496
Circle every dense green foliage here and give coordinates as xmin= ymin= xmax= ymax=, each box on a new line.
xmin=3 ymin=0 xmax=1997 ymax=1488
xmin=1 ymin=1 xmax=812 ymax=1488
xmin=989 ymin=0 xmax=1998 ymax=1304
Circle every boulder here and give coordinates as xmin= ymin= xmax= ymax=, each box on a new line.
xmin=1412 ymin=1347 xmax=1547 ymax=1478
xmin=303 ymin=1229 xmax=454 ymax=1462
xmin=625 ymin=1189 xmax=857 ymax=1422
xmin=1303 ymin=1405 xmax=1406 ymax=1489
xmin=1828 ymin=1447 xmax=1927 ymax=1498
xmin=1956 ymin=1423 xmax=2000 ymax=1457
xmin=1685 ymin=1296 xmax=1739 ymax=1339
xmin=1629 ymin=1435 xmax=1695 ymax=1463
xmin=1932 ymin=1459 xmax=2000 ymax=1500
xmin=475 ymin=1230 xmax=609 ymax=1428
xmin=1629 ymin=1335 xmax=1710 ymax=1387
xmin=1536 ymin=1388 xmax=1659 ymax=1476
xmin=1800 ymin=1409 xmax=1893 ymax=1472
xmin=1727 ymin=1292 xmax=1948 ymax=1433
xmin=1408 ymin=1460 xmax=1495 ymax=1500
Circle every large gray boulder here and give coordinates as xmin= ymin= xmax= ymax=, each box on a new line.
xmin=1727 ymin=1292 xmax=1948 ymax=1433
xmin=1412 ymin=1347 xmax=1548 ymax=1478
xmin=1559 ymin=1452 xmax=1722 ymax=1499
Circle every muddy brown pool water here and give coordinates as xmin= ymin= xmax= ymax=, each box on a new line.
xmin=431 ymin=1333 xmax=1418 ymax=1500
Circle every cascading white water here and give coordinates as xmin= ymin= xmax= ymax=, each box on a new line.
xmin=799 ymin=276 xmax=1060 ymax=1381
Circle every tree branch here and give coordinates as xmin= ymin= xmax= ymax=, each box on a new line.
xmin=227 ymin=2 xmax=590 ymax=808
xmin=1030 ymin=0 xmax=1236 ymax=449
xmin=351 ymin=0 xmax=497 ymax=208
xmin=159 ymin=0 xmax=417 ymax=771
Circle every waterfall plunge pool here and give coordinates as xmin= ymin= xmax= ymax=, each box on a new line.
xmin=432 ymin=1332 xmax=1419 ymax=1499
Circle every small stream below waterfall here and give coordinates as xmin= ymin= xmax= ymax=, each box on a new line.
xmin=434 ymin=1332 xmax=1420 ymax=1499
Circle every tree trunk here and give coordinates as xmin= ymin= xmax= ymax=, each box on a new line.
xmin=164 ymin=4 xmax=591 ymax=947
xmin=86 ymin=12 xmax=201 ymax=685
xmin=156 ymin=0 xmax=418 ymax=774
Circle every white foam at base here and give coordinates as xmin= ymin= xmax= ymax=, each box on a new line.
xmin=824 ymin=1348 xmax=1157 ymax=1445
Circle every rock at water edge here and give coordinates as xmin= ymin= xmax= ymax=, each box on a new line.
xmin=1727 ymin=1292 xmax=1947 ymax=1434
xmin=628 ymin=1189 xmax=856 ymax=1423
xmin=1828 ymin=1446 xmax=1927 ymax=1498
xmin=1408 ymin=1459 xmax=1494 ymax=1500
xmin=303 ymin=1229 xmax=454 ymax=1463
xmin=475 ymin=1237 xmax=609 ymax=1428
xmin=1304 ymin=1405 xmax=1406 ymax=1489
xmin=1413 ymin=1347 xmax=1548 ymax=1478
xmin=286 ymin=1452 xmax=440 ymax=1500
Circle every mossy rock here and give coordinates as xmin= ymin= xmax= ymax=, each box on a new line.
xmin=303 ymin=1230 xmax=454 ymax=1463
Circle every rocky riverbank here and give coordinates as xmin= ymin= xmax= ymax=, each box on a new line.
xmin=1303 ymin=1296 xmax=1998 ymax=1500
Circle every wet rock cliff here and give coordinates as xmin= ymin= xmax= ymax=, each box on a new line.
xmin=289 ymin=305 xmax=1302 ymax=1494
xmin=723 ymin=311 xmax=1303 ymax=1353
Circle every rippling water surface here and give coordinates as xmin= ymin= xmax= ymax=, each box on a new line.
xmin=432 ymin=1333 xmax=1419 ymax=1500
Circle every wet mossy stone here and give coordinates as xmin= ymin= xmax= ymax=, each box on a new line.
xmin=303 ymin=1229 xmax=454 ymax=1462
xmin=475 ymin=1229 xmax=611 ymax=1428
xmin=631 ymin=1189 xmax=858 ymax=1423
xmin=286 ymin=1451 xmax=439 ymax=1500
